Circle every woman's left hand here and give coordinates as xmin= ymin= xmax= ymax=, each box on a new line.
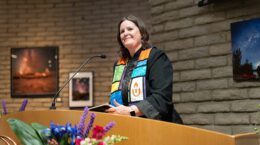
xmin=105 ymin=99 xmax=131 ymax=115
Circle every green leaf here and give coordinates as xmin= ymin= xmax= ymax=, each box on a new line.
xmin=7 ymin=118 xmax=44 ymax=145
xmin=59 ymin=133 xmax=70 ymax=145
xmin=31 ymin=123 xmax=50 ymax=145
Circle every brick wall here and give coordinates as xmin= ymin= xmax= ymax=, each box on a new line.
xmin=149 ymin=0 xmax=260 ymax=134
xmin=0 ymin=1 xmax=151 ymax=111
xmin=1 ymin=0 xmax=260 ymax=135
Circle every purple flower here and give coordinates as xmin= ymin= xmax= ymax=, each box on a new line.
xmin=19 ymin=99 xmax=28 ymax=112
xmin=104 ymin=121 xmax=116 ymax=134
xmin=1 ymin=100 xmax=7 ymax=115
xmin=84 ymin=112 xmax=95 ymax=137
xmin=77 ymin=106 xmax=89 ymax=137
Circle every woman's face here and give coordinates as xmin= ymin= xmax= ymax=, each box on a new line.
xmin=119 ymin=20 xmax=142 ymax=52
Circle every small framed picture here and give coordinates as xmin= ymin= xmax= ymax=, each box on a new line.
xmin=69 ymin=72 xmax=93 ymax=107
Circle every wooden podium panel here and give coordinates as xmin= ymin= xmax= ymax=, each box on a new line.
xmin=0 ymin=110 xmax=259 ymax=145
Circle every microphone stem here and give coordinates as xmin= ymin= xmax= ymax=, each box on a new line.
xmin=50 ymin=55 xmax=100 ymax=110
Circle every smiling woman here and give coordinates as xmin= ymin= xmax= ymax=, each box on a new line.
xmin=119 ymin=20 xmax=142 ymax=57
xmin=106 ymin=15 xmax=183 ymax=124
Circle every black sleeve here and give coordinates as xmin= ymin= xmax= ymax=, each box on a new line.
xmin=135 ymin=48 xmax=173 ymax=121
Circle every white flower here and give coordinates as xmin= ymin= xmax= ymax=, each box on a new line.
xmin=80 ymin=140 xmax=86 ymax=145
xmin=80 ymin=138 xmax=92 ymax=145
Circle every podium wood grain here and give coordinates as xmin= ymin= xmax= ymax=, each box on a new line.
xmin=0 ymin=110 xmax=258 ymax=145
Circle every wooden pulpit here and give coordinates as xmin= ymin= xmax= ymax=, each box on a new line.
xmin=0 ymin=110 xmax=259 ymax=145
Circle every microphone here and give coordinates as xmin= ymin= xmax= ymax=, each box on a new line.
xmin=49 ymin=54 xmax=106 ymax=110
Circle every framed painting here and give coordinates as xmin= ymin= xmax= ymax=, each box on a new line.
xmin=231 ymin=17 xmax=260 ymax=81
xmin=69 ymin=72 xmax=93 ymax=107
xmin=11 ymin=47 xmax=59 ymax=97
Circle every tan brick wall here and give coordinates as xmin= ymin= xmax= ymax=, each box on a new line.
xmin=0 ymin=0 xmax=151 ymax=112
xmin=150 ymin=0 xmax=260 ymax=134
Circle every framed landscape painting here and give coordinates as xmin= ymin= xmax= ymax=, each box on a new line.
xmin=69 ymin=72 xmax=93 ymax=108
xmin=11 ymin=47 xmax=59 ymax=97
xmin=231 ymin=17 xmax=260 ymax=81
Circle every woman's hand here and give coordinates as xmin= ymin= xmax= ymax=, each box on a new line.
xmin=106 ymin=100 xmax=131 ymax=115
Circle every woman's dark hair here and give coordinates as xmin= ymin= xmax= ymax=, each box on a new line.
xmin=117 ymin=15 xmax=150 ymax=59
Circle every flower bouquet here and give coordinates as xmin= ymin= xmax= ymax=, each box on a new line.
xmin=7 ymin=107 xmax=128 ymax=145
